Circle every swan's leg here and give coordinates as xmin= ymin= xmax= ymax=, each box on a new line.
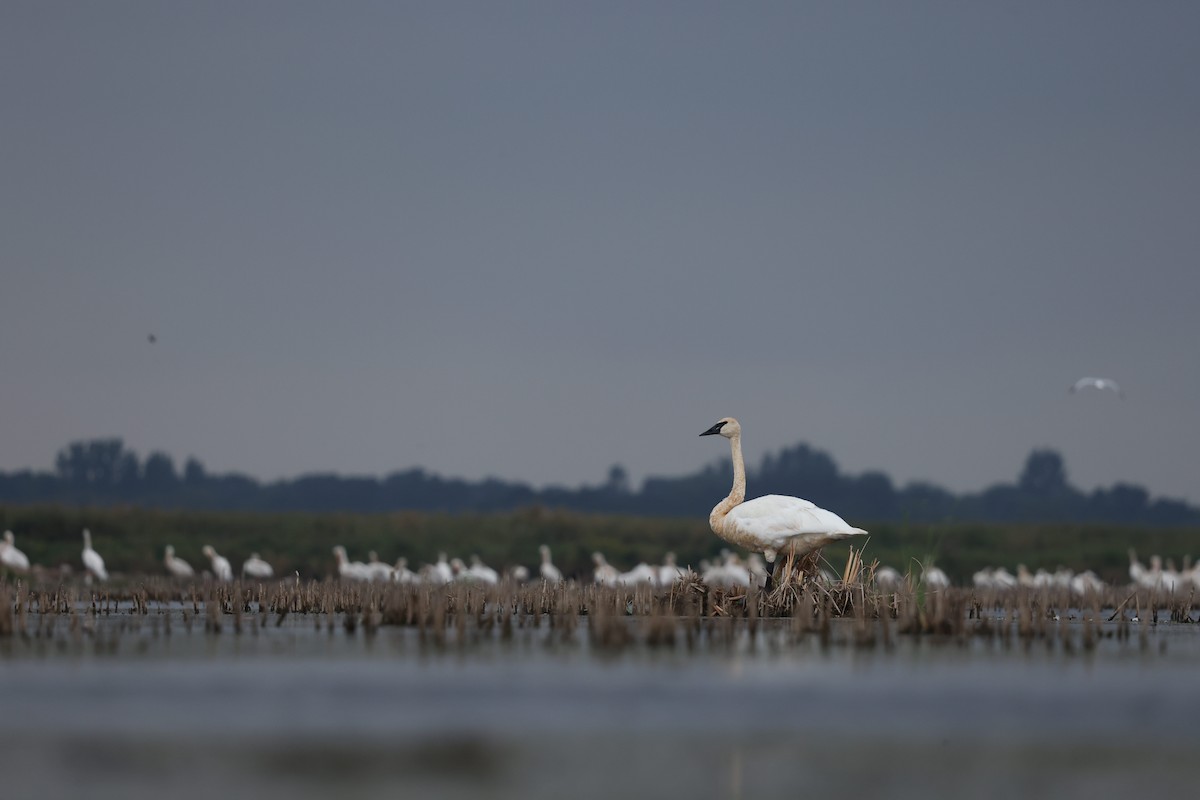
xmin=763 ymin=559 xmax=778 ymax=593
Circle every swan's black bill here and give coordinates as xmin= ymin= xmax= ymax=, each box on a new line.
xmin=700 ymin=422 xmax=725 ymax=436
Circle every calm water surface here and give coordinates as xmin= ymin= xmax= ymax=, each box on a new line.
xmin=1 ymin=612 xmax=1197 ymax=799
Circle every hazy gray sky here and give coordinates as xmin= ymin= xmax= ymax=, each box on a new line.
xmin=3 ymin=3 xmax=1198 ymax=501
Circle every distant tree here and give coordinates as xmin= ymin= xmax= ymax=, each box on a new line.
xmin=54 ymin=439 xmax=132 ymax=487
xmin=143 ymin=452 xmax=179 ymax=492
xmin=1017 ymin=449 xmax=1069 ymax=496
xmin=605 ymin=464 xmax=630 ymax=495
xmin=183 ymin=457 xmax=207 ymax=484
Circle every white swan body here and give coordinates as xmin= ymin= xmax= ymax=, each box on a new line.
xmin=539 ymin=545 xmax=563 ymax=583
xmin=617 ymin=562 xmax=658 ymax=586
xmin=467 ymin=555 xmax=499 ymax=585
xmin=425 ymin=552 xmax=453 ymax=585
xmin=592 ymin=552 xmax=620 ymax=586
xmin=658 ymin=553 xmax=687 ymax=586
xmin=392 ymin=558 xmax=417 ymax=584
xmin=700 ymin=417 xmax=866 ymax=562
xmin=364 ymin=551 xmax=395 ymax=582
xmin=82 ymin=529 xmax=108 ymax=582
xmin=164 ymin=545 xmax=195 ymax=577
xmin=922 ymin=565 xmax=950 ymax=590
xmin=202 ymin=545 xmax=233 ymax=582
xmin=333 ymin=546 xmax=370 ymax=581
xmin=242 ymin=553 xmax=274 ymax=579
xmin=1 ymin=531 xmax=31 ymax=573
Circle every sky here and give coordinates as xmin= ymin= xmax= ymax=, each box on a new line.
xmin=2 ymin=2 xmax=1198 ymax=501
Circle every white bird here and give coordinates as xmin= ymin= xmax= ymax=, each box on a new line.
xmin=1069 ymin=377 xmax=1123 ymax=398
xmin=658 ymin=552 xmax=688 ymax=586
xmin=364 ymin=551 xmax=395 ymax=582
xmin=202 ymin=545 xmax=233 ymax=582
xmin=592 ymin=552 xmax=620 ymax=586
xmin=333 ymin=546 xmax=370 ymax=581
xmin=922 ymin=565 xmax=950 ymax=591
xmin=467 ymin=555 xmax=499 ymax=584
xmin=424 ymin=552 xmax=454 ymax=585
xmin=991 ymin=567 xmax=1018 ymax=589
xmin=539 ymin=545 xmax=563 ymax=583
xmin=81 ymin=529 xmax=108 ymax=582
xmin=700 ymin=417 xmax=867 ymax=587
xmin=392 ymin=557 xmax=417 ymax=583
xmin=241 ymin=553 xmax=274 ymax=579
xmin=875 ymin=565 xmax=903 ymax=593
xmin=508 ymin=565 xmax=530 ymax=582
xmin=617 ymin=562 xmax=658 ymax=586
xmin=701 ymin=549 xmax=752 ymax=589
xmin=163 ymin=545 xmax=194 ymax=578
xmin=1 ymin=531 xmax=31 ymax=573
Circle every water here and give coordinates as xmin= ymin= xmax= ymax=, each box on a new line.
xmin=2 ymin=613 xmax=1198 ymax=799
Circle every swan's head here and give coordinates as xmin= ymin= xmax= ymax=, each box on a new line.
xmin=395 ymin=557 xmax=407 ymax=569
xmin=249 ymin=552 xmax=260 ymax=560
xmin=539 ymin=544 xmax=551 ymax=557
xmin=700 ymin=417 xmax=740 ymax=439
xmin=592 ymin=551 xmax=606 ymax=566
xmin=332 ymin=545 xmax=347 ymax=558
xmin=450 ymin=558 xmax=466 ymax=573
xmin=4 ymin=530 xmax=14 ymax=545
xmin=202 ymin=545 xmax=216 ymax=558
xmin=165 ymin=545 xmax=175 ymax=557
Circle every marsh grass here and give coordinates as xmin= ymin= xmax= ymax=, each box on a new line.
xmin=3 ymin=550 xmax=1193 ymax=660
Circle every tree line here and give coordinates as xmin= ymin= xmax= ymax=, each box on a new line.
xmin=0 ymin=438 xmax=1194 ymax=525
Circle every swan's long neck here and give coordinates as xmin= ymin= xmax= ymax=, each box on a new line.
xmin=709 ymin=433 xmax=747 ymax=531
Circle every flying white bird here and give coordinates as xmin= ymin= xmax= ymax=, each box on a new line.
xmin=202 ymin=545 xmax=233 ymax=582
xmin=1069 ymin=377 xmax=1123 ymax=397
xmin=81 ymin=529 xmax=108 ymax=582
xmin=1 ymin=531 xmax=31 ymax=573
xmin=700 ymin=417 xmax=866 ymax=588
xmin=163 ymin=545 xmax=194 ymax=578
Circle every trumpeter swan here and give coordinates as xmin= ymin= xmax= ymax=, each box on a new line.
xmin=365 ymin=551 xmax=395 ymax=582
xmin=972 ymin=568 xmax=995 ymax=590
xmin=163 ymin=545 xmax=194 ymax=578
xmin=921 ymin=564 xmax=950 ymax=590
xmin=392 ymin=557 xmax=417 ymax=583
xmin=332 ymin=546 xmax=369 ymax=581
xmin=241 ymin=553 xmax=274 ymax=579
xmin=81 ymin=529 xmax=108 ymax=582
xmin=1069 ymin=377 xmax=1123 ymax=397
xmin=617 ymin=562 xmax=658 ymax=586
xmin=701 ymin=550 xmax=752 ymax=589
xmin=425 ymin=552 xmax=453 ymax=585
xmin=202 ymin=545 xmax=233 ymax=582
xmin=539 ymin=545 xmax=563 ymax=583
xmin=658 ymin=552 xmax=687 ymax=586
xmin=874 ymin=565 xmax=902 ymax=593
xmin=991 ymin=567 xmax=1018 ymax=589
xmin=700 ymin=417 xmax=866 ymax=586
xmin=591 ymin=552 xmax=620 ymax=586
xmin=1 ymin=531 xmax=31 ymax=573
xmin=467 ymin=555 xmax=499 ymax=584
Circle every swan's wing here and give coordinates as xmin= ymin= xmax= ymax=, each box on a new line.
xmin=727 ymin=495 xmax=867 ymax=544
